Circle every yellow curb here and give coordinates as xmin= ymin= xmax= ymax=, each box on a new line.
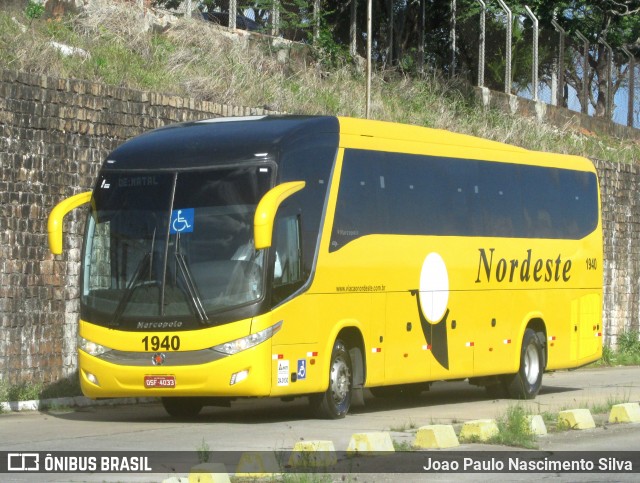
xmin=235 ymin=452 xmax=281 ymax=477
xmin=347 ymin=432 xmax=395 ymax=453
xmin=608 ymin=402 xmax=640 ymax=424
xmin=527 ymin=415 xmax=548 ymax=436
xmin=558 ymin=409 xmax=595 ymax=430
xmin=289 ymin=440 xmax=337 ymax=467
xmin=413 ymin=425 xmax=460 ymax=449
xmin=459 ymin=419 xmax=499 ymax=441
xmin=188 ymin=463 xmax=231 ymax=483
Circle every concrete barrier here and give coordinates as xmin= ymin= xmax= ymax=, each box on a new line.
xmin=527 ymin=415 xmax=548 ymax=436
xmin=289 ymin=440 xmax=337 ymax=468
xmin=188 ymin=463 xmax=230 ymax=483
xmin=413 ymin=425 xmax=460 ymax=449
xmin=347 ymin=432 xmax=395 ymax=453
xmin=608 ymin=402 xmax=640 ymax=424
xmin=459 ymin=419 xmax=499 ymax=441
xmin=558 ymin=409 xmax=595 ymax=430
xmin=235 ymin=451 xmax=281 ymax=477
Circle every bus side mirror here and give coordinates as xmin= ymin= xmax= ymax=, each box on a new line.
xmin=254 ymin=181 xmax=305 ymax=250
xmin=48 ymin=191 xmax=93 ymax=255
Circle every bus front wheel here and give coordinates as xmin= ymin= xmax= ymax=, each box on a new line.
xmin=161 ymin=397 xmax=204 ymax=418
xmin=309 ymin=339 xmax=352 ymax=419
xmin=505 ymin=329 xmax=544 ymax=399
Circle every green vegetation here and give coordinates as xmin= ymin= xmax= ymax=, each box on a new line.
xmin=25 ymin=0 xmax=45 ymax=23
xmin=597 ymin=330 xmax=640 ymax=366
xmin=391 ymin=439 xmax=413 ymax=451
xmin=0 ymin=373 xmax=82 ymax=404
xmin=0 ymin=2 xmax=637 ymax=166
xmin=196 ymin=438 xmax=211 ymax=464
xmin=0 ymin=381 xmax=43 ymax=402
xmin=488 ymin=405 xmax=538 ymax=449
xmin=587 ymin=394 xmax=631 ymax=416
xmin=388 ymin=419 xmax=418 ymax=432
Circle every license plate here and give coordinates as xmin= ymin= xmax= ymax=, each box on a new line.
xmin=144 ymin=375 xmax=176 ymax=389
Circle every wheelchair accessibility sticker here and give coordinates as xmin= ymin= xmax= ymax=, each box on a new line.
xmin=297 ymin=359 xmax=306 ymax=380
xmin=170 ymin=208 xmax=194 ymax=234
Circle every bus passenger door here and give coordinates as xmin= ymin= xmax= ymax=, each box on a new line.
xmin=384 ymin=292 xmax=430 ymax=384
xmin=426 ymin=290 xmax=474 ymax=381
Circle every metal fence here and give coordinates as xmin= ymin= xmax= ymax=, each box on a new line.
xmin=168 ymin=0 xmax=638 ymax=129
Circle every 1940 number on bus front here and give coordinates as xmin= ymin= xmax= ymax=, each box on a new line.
xmin=142 ymin=335 xmax=181 ymax=351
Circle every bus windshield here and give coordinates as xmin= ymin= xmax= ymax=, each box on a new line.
xmin=81 ymin=165 xmax=274 ymax=330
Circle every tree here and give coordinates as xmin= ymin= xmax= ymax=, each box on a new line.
xmin=528 ymin=1 xmax=640 ymax=117
xmin=451 ymin=0 xmax=639 ymax=118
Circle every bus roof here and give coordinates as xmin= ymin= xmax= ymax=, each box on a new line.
xmin=101 ymin=115 xmax=594 ymax=173
xmin=102 ymin=116 xmax=339 ymax=170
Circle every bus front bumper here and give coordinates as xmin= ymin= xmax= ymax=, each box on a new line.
xmin=77 ymin=342 xmax=272 ymax=399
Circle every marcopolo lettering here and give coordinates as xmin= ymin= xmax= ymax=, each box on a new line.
xmin=475 ymin=248 xmax=572 ymax=283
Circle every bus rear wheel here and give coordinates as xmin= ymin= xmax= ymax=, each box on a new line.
xmin=505 ymin=329 xmax=544 ymax=399
xmin=161 ymin=397 xmax=204 ymax=418
xmin=309 ymin=339 xmax=352 ymax=419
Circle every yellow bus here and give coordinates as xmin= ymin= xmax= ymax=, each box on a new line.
xmin=49 ymin=116 xmax=602 ymax=418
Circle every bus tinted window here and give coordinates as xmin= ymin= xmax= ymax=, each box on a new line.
xmin=330 ymin=149 xmax=598 ymax=250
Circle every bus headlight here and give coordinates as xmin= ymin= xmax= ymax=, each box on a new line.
xmin=77 ymin=335 xmax=112 ymax=357
xmin=213 ymin=321 xmax=283 ymax=355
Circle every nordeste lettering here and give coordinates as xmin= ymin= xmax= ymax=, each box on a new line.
xmin=475 ymin=248 xmax=572 ymax=283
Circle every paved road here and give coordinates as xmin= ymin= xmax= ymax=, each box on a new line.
xmin=1 ymin=366 xmax=639 ymax=482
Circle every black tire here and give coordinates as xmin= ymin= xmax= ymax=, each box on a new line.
xmin=505 ymin=328 xmax=544 ymax=399
xmin=309 ymin=339 xmax=352 ymax=419
xmin=161 ymin=397 xmax=204 ymax=418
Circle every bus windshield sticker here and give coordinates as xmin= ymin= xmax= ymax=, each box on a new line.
xmin=170 ymin=208 xmax=194 ymax=234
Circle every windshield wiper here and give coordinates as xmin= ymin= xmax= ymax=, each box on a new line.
xmin=172 ymin=233 xmax=208 ymax=323
xmin=174 ymin=251 xmax=209 ymax=323
xmin=110 ymin=252 xmax=152 ymax=327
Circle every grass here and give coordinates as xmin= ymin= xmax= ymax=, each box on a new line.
xmin=392 ymin=439 xmax=414 ymax=451
xmin=0 ymin=2 xmax=637 ymax=165
xmin=588 ymin=394 xmax=631 ymax=416
xmin=0 ymin=373 xmax=83 ymax=404
xmin=196 ymin=438 xmax=210 ymax=464
xmin=388 ymin=419 xmax=418 ymax=432
xmin=456 ymin=405 xmax=538 ymax=448
xmin=596 ymin=330 xmax=640 ymax=367
xmin=487 ymin=405 xmax=538 ymax=449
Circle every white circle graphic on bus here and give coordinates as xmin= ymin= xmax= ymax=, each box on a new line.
xmin=419 ymin=252 xmax=449 ymax=324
